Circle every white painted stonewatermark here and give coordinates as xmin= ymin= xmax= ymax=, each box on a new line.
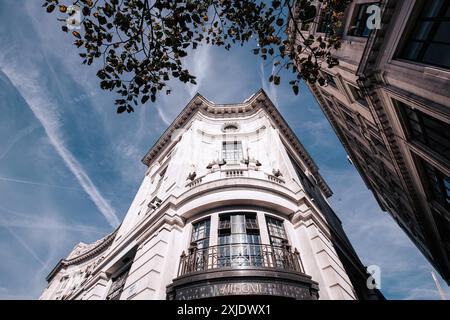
xmin=366 ymin=4 xmax=381 ymax=30
xmin=66 ymin=5 xmax=81 ymax=30
xmin=366 ymin=265 xmax=381 ymax=289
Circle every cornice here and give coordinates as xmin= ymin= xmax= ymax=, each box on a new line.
xmin=141 ymin=89 xmax=332 ymax=197
xmin=45 ymin=228 xmax=118 ymax=282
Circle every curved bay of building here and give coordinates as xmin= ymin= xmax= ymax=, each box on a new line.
xmin=40 ymin=91 xmax=383 ymax=300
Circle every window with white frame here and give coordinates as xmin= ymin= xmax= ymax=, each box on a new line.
xmin=217 ymin=213 xmax=261 ymax=267
xmin=266 ymin=216 xmax=288 ymax=247
xmin=222 ymin=141 xmax=243 ymax=164
xmin=191 ymin=218 xmax=211 ymax=249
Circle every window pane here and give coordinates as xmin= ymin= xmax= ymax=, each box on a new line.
xmin=218 ymin=214 xmax=260 ymax=267
xmin=222 ymin=141 xmax=243 ymax=163
xmin=396 ymin=100 xmax=450 ymax=161
xmin=398 ymin=0 xmax=450 ymax=68
xmin=412 ymin=22 xmax=433 ymax=41
xmin=231 ymin=215 xmax=246 ymax=234
xmin=266 ymin=216 xmax=288 ymax=246
xmin=347 ymin=3 xmax=379 ymax=37
xmin=422 ymin=0 xmax=445 ymax=17
xmin=423 ymin=43 xmax=450 ymax=68
xmin=192 ymin=218 xmax=210 ymax=249
xmin=421 ymin=160 xmax=450 ymax=209
xmin=434 ymin=21 xmax=450 ymax=42
xmin=402 ymin=41 xmax=423 ymax=60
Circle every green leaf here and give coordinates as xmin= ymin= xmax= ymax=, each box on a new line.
xmin=98 ymin=15 xmax=107 ymax=25
xmin=117 ymin=105 xmax=126 ymax=113
xmin=273 ymin=75 xmax=280 ymax=85
xmin=82 ymin=6 xmax=90 ymax=16
xmin=141 ymin=95 xmax=149 ymax=104
xmin=292 ymin=85 xmax=299 ymax=95
xmin=46 ymin=4 xmax=55 ymax=13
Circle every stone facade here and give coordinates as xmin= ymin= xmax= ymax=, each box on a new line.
xmin=40 ymin=90 xmax=382 ymax=300
xmin=291 ymin=0 xmax=449 ymax=283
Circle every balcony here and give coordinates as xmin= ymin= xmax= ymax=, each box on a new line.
xmin=178 ymin=243 xmax=304 ymax=276
xmin=185 ymin=167 xmax=286 ymax=190
xmin=167 ymin=243 xmax=319 ymax=300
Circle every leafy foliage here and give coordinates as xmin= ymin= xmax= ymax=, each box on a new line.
xmin=43 ymin=0 xmax=350 ymax=113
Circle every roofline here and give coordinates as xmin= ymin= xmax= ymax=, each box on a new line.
xmin=45 ymin=228 xmax=119 ymax=282
xmin=141 ymin=89 xmax=332 ymax=197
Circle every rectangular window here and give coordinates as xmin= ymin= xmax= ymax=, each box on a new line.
xmin=338 ymin=103 xmax=358 ymax=128
xmin=395 ymin=99 xmax=450 ymax=162
xmin=347 ymin=2 xmax=379 ymax=37
xmin=191 ymin=218 xmax=211 ymax=249
xmin=420 ymin=160 xmax=450 ymax=210
xmin=222 ymin=141 xmax=243 ymax=164
xmin=266 ymin=216 xmax=288 ymax=247
xmin=218 ymin=213 xmax=261 ymax=267
xmin=323 ymin=72 xmax=337 ymax=88
xmin=106 ymin=268 xmax=130 ymax=300
xmin=431 ymin=208 xmax=450 ymax=256
xmin=218 ymin=214 xmax=260 ymax=245
xmin=266 ymin=216 xmax=290 ymax=269
xmin=348 ymin=84 xmax=368 ymax=107
xmin=397 ymin=0 xmax=450 ymax=69
xmin=370 ymin=133 xmax=389 ymax=158
xmin=190 ymin=218 xmax=211 ymax=272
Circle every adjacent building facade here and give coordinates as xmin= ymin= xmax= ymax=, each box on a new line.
xmin=292 ymin=0 xmax=449 ymax=283
xmin=40 ymin=90 xmax=382 ymax=300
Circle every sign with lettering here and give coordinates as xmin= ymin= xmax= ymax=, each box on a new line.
xmin=170 ymin=280 xmax=317 ymax=300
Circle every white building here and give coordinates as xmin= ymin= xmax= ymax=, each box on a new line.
xmin=40 ymin=90 xmax=382 ymax=300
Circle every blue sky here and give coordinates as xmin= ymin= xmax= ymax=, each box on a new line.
xmin=0 ymin=0 xmax=448 ymax=300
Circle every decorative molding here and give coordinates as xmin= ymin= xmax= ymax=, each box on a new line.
xmin=140 ymin=89 xmax=332 ymax=198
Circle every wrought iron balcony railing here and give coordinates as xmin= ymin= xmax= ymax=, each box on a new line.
xmin=177 ymin=243 xmax=305 ymax=277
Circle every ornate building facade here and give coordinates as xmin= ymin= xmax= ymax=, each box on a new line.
xmin=40 ymin=90 xmax=382 ymax=300
xmin=291 ymin=0 xmax=449 ymax=283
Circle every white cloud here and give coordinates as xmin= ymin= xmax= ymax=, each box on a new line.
xmin=155 ymin=105 xmax=172 ymax=126
xmin=185 ymin=44 xmax=212 ymax=98
xmin=0 ymin=205 xmax=106 ymax=235
xmin=0 ymin=58 xmax=120 ymax=228
xmin=259 ymin=61 xmax=279 ymax=107
xmin=6 ymin=227 xmax=46 ymax=267
xmin=0 ymin=125 xmax=39 ymax=161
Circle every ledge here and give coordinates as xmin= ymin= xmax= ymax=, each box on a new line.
xmin=166 ymin=268 xmax=319 ymax=300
